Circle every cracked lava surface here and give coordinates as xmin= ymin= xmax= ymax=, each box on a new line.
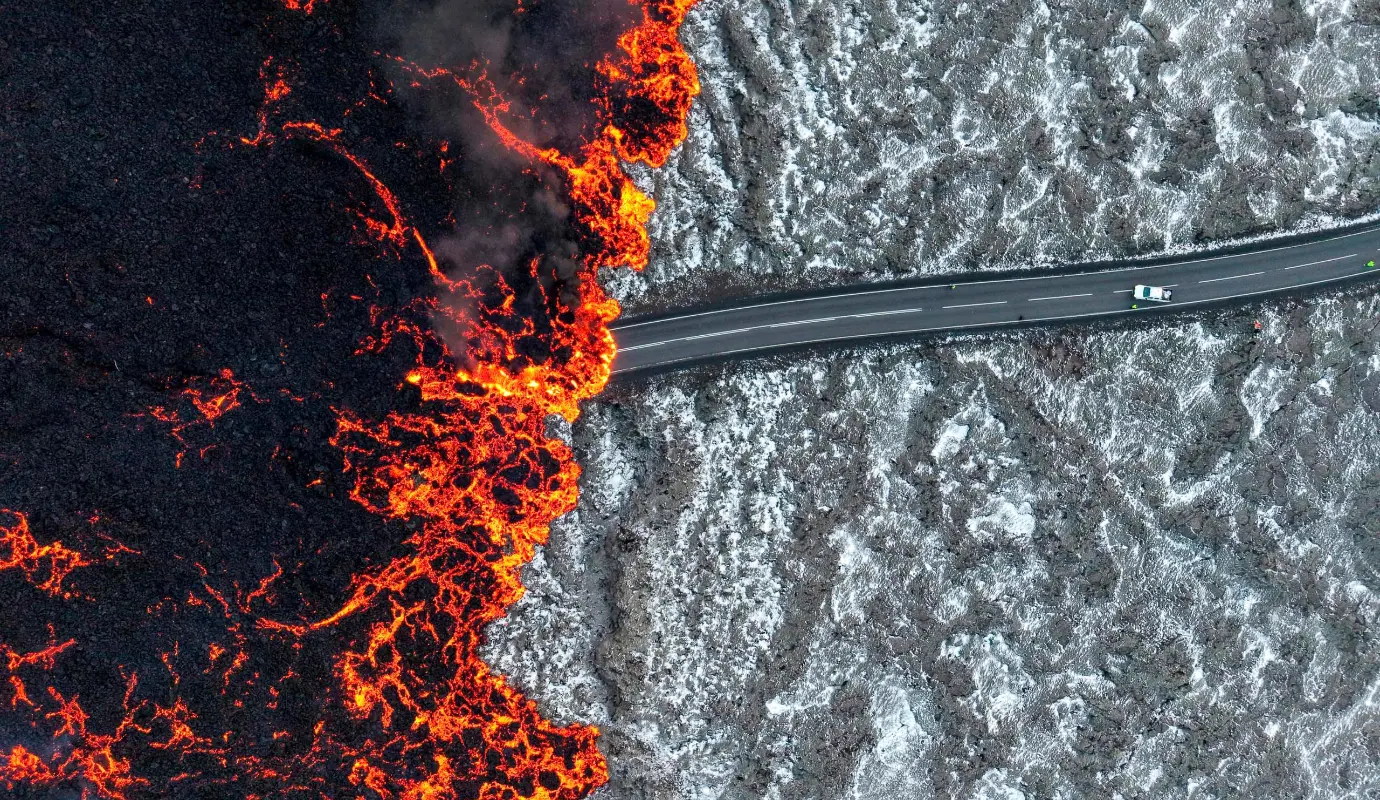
xmin=0 ymin=0 xmax=698 ymax=796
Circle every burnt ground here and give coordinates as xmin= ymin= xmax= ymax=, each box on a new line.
xmin=0 ymin=0 xmax=454 ymax=792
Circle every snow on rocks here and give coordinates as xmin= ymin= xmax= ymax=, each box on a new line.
xmin=607 ymin=0 xmax=1380 ymax=314
xmin=489 ymin=292 xmax=1380 ymax=796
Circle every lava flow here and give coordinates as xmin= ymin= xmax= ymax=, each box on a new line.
xmin=0 ymin=0 xmax=699 ymax=797
xmin=294 ymin=1 xmax=702 ymax=792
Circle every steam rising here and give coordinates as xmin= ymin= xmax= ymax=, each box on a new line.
xmin=385 ymin=0 xmax=642 ymax=366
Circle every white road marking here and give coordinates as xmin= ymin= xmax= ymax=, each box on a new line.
xmin=1028 ymin=293 xmax=1093 ymax=301
xmin=761 ymin=307 xmax=926 ymax=330
xmin=630 ymin=326 xmax=756 ymax=346
xmin=942 ymin=300 xmax=1007 ymax=309
xmin=1283 ymin=253 xmax=1355 ymax=269
xmin=616 ymin=268 xmax=1380 ymax=366
xmin=1199 ymin=271 xmax=1263 ymax=284
xmin=845 ymin=308 xmax=924 ymax=319
xmin=619 ymin=308 xmax=925 ymax=350
xmin=614 ymin=285 xmax=928 ymax=329
xmin=614 ymin=228 xmax=1380 ymax=330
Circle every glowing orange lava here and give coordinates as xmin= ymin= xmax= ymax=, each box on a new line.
xmin=143 ymin=368 xmax=257 ymax=467
xmin=269 ymin=2 xmax=700 ymax=790
xmin=0 ymin=0 xmax=699 ymax=796
xmin=0 ymin=509 xmax=92 ymax=600
xmin=279 ymin=0 xmax=326 ymax=14
xmin=0 ymin=513 xmax=153 ymax=800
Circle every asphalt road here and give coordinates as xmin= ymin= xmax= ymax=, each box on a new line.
xmin=611 ymin=222 xmax=1380 ymax=375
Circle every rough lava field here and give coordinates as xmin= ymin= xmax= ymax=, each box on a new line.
xmin=485 ymin=0 xmax=1380 ymax=797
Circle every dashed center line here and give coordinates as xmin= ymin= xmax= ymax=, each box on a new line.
xmin=1199 ymin=271 xmax=1264 ymax=284
xmin=850 ymin=308 xmax=924 ymax=319
xmin=760 ymin=307 xmax=927 ymax=330
xmin=619 ymin=235 xmax=1380 ymax=360
xmin=1284 ymin=253 xmax=1355 ymax=270
xmin=1028 ymin=293 xmax=1092 ymax=302
xmin=621 ymin=307 xmax=931 ymax=351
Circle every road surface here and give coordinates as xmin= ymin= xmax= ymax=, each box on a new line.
xmin=611 ymin=222 xmax=1380 ymax=375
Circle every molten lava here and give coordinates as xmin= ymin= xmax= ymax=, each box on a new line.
xmin=279 ymin=0 xmax=326 ymax=14
xmin=0 ymin=0 xmax=699 ymax=797
xmin=144 ymin=368 xmax=256 ymax=467
xmin=0 ymin=509 xmax=92 ymax=600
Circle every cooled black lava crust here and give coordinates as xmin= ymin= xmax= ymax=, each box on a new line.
xmin=0 ymin=0 xmax=452 ymax=792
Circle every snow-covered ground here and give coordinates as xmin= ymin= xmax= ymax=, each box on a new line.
xmin=485 ymin=0 xmax=1380 ymax=796
xmin=492 ymin=295 xmax=1380 ymax=797
xmin=605 ymin=0 xmax=1380 ymax=313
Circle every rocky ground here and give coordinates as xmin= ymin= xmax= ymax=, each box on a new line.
xmin=6 ymin=0 xmax=1380 ymax=796
xmin=605 ymin=0 xmax=1380 ymax=313
xmin=495 ymin=293 xmax=1380 ymax=799
xmin=487 ymin=0 xmax=1380 ymax=797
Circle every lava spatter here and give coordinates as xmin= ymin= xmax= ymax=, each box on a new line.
xmin=0 ymin=513 xmax=153 ymax=800
xmin=143 ymin=368 xmax=255 ymax=467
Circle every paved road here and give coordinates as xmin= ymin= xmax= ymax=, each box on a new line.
xmin=611 ymin=222 xmax=1380 ymax=375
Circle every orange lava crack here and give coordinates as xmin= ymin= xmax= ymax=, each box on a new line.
xmin=278 ymin=0 xmax=326 ymax=15
xmin=0 ymin=0 xmax=700 ymax=796
xmin=0 ymin=509 xmax=93 ymax=599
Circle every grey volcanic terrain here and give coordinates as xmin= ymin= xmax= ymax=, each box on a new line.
xmin=486 ymin=0 xmax=1380 ymax=797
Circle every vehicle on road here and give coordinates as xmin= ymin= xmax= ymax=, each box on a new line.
xmin=1133 ymin=285 xmax=1173 ymax=303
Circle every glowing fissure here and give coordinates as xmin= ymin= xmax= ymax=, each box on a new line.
xmin=279 ymin=0 xmax=326 ymax=15
xmin=0 ymin=509 xmax=93 ymax=599
xmin=0 ymin=512 xmax=151 ymax=798
xmin=143 ymin=368 xmax=256 ymax=467
xmin=0 ymin=0 xmax=698 ymax=797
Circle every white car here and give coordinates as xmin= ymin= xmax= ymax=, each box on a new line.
xmin=1133 ymin=284 xmax=1172 ymax=303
